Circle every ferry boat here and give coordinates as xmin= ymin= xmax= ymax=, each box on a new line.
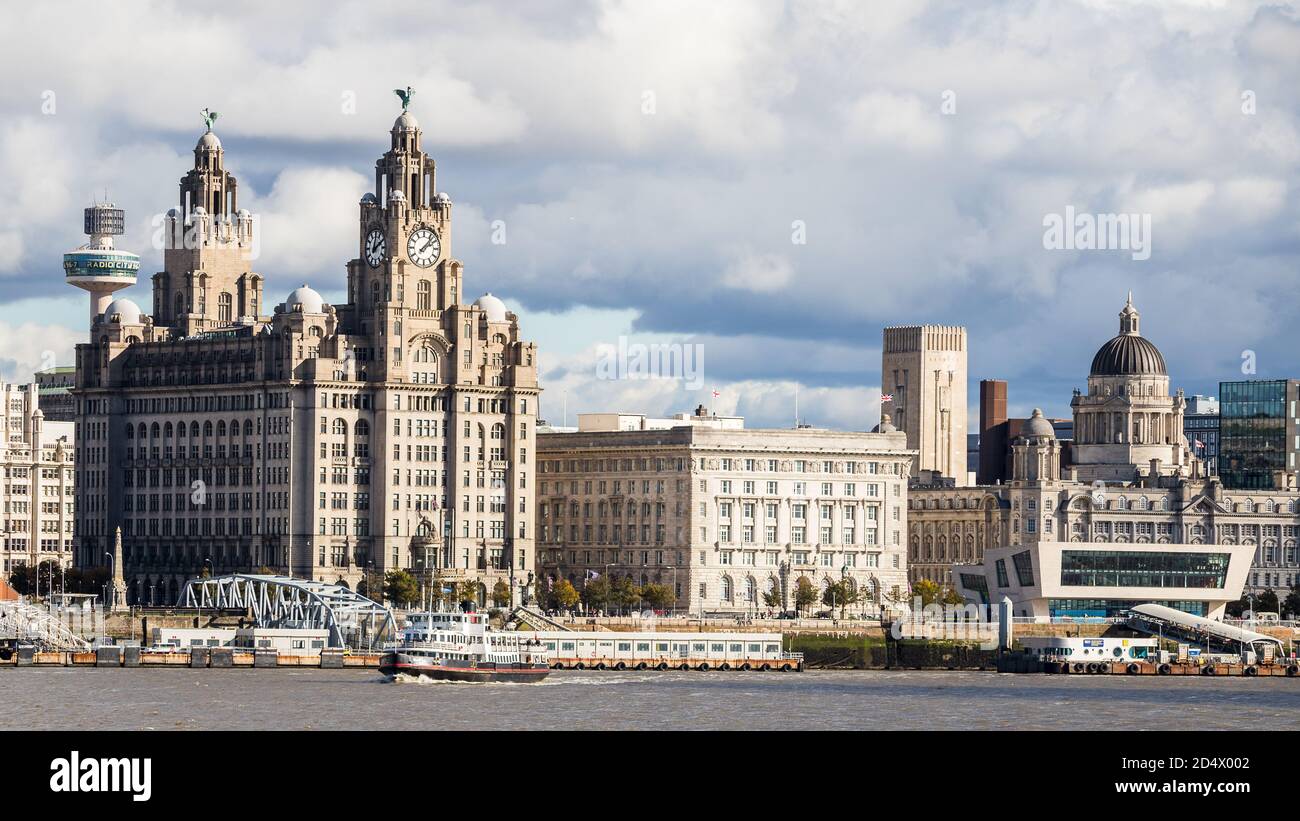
xmin=379 ymin=608 xmax=550 ymax=683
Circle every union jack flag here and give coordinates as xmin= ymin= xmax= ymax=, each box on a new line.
xmin=880 ymin=394 xmax=894 ymax=403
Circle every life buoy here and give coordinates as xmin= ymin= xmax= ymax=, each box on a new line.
xmin=1126 ymin=663 xmax=1140 ymax=675
xmin=1157 ymin=663 xmax=1171 ymax=675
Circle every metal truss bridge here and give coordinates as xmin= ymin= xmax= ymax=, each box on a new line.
xmin=180 ymin=574 xmax=395 ymax=650
xmin=0 ymin=600 xmax=92 ymax=651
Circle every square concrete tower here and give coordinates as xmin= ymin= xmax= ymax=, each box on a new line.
xmin=881 ymin=325 xmax=968 ymax=483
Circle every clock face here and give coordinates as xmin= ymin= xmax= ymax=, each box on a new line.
xmin=364 ymin=228 xmax=386 ymax=268
xmin=407 ymin=226 xmax=441 ymax=268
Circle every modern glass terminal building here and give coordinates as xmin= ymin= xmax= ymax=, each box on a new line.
xmin=952 ymin=541 xmax=1256 ymax=621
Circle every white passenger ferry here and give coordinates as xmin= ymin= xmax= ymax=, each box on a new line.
xmin=379 ymin=609 xmax=550 ymax=683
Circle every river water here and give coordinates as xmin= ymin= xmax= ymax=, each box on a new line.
xmin=2 ymin=668 xmax=1299 ymax=730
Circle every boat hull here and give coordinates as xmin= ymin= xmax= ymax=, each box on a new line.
xmin=380 ymin=653 xmax=550 ymax=683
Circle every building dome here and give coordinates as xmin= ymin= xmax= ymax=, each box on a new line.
xmin=283 ymin=285 xmax=325 ymax=314
xmin=393 ymin=111 xmax=419 ymax=131
xmin=196 ymin=131 xmax=222 ymax=150
xmin=1090 ymin=334 xmax=1167 ymax=376
xmin=1021 ymin=408 xmax=1055 ymax=439
xmin=102 ymin=298 xmax=142 ymax=324
xmin=1089 ymin=294 xmax=1166 ymax=376
xmin=473 ymin=293 xmax=508 ymax=322
xmin=360 ymin=193 xmax=378 ymax=205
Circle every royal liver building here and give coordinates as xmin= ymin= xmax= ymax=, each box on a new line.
xmin=72 ymin=99 xmax=539 ymax=605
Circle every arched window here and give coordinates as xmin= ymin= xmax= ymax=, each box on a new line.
xmin=137 ymin=423 xmax=147 ymax=439
xmin=218 ymin=292 xmax=232 ymax=323
xmin=244 ymin=419 xmax=254 ymax=436
xmin=125 ymin=424 xmax=134 ymax=439
xmin=332 ymin=418 xmax=348 ymax=435
xmin=491 ymin=423 xmax=506 ymax=440
xmin=202 ymin=421 xmax=213 ymax=437
xmin=174 ymin=292 xmax=185 ymax=318
xmin=190 ymin=422 xmax=200 ymax=438
xmin=216 ymin=420 xmax=226 ymax=437
xmin=355 ymin=419 xmax=369 ymax=436
xmin=163 ymin=422 xmax=173 ymax=437
xmin=417 ymin=280 xmax=431 ymax=310
xmin=721 ymin=575 xmax=733 ymax=602
xmin=745 ymin=576 xmax=756 ymax=603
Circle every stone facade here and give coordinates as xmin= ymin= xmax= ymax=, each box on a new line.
xmin=881 ymin=325 xmax=967 ymax=483
xmin=0 ymin=383 xmax=75 ymax=577
xmin=537 ymin=414 xmax=914 ymax=615
xmin=909 ymin=297 xmax=1300 ymax=599
xmin=72 ymin=106 xmax=539 ymax=606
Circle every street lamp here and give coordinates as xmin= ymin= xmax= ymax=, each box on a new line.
xmin=103 ymin=551 xmax=114 ymax=611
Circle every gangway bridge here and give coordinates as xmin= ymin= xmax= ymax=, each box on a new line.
xmin=0 ymin=599 xmax=92 ymax=651
xmin=1125 ymin=603 xmax=1285 ymax=657
xmin=180 ymin=574 xmax=395 ymax=650
xmin=508 ymin=605 xmax=573 ymax=632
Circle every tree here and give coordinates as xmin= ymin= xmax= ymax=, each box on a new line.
xmin=822 ymin=579 xmax=860 ymax=620
xmin=550 ymin=579 xmax=580 ymax=611
xmin=640 ymin=583 xmax=675 ymax=611
xmin=491 ymin=579 xmax=512 ymax=608
xmin=1284 ymin=582 xmax=1300 ymax=620
xmin=8 ymin=562 xmax=65 ymax=597
xmin=911 ymin=578 xmax=944 ymax=607
xmin=383 ymin=570 xmax=420 ymax=607
xmin=582 ymin=577 xmax=610 ymax=613
xmin=793 ymin=577 xmax=818 ymax=615
xmin=455 ymin=580 xmax=480 ymax=608
xmin=762 ymin=584 xmax=783 ymax=610
xmin=609 ymin=576 xmax=639 ymax=614
xmin=1255 ymin=588 xmax=1280 ymax=615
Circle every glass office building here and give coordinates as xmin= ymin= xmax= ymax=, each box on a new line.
xmin=1218 ymin=380 xmax=1299 ymax=490
xmin=1183 ymin=394 xmax=1219 ymax=476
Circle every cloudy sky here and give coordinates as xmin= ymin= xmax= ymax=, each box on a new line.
xmin=1 ymin=0 xmax=1297 ymax=430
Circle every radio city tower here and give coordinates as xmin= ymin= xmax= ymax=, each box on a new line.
xmin=63 ymin=201 xmax=140 ymax=325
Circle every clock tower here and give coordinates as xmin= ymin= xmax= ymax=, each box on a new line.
xmin=347 ymin=108 xmax=462 ymax=335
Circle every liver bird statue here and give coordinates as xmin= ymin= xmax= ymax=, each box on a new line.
xmin=200 ymin=108 xmax=220 ymax=131
xmin=394 ymin=86 xmax=414 ymax=112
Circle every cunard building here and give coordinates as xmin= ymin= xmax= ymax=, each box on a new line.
xmin=72 ymin=100 xmax=539 ymax=606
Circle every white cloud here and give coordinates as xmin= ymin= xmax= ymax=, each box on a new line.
xmin=721 ymin=250 xmax=793 ymax=293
